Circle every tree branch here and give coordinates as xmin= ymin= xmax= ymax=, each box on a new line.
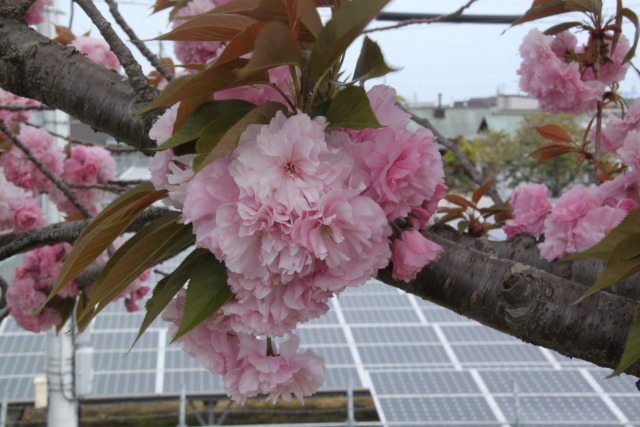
xmin=398 ymin=102 xmax=504 ymax=204
xmin=0 ymin=207 xmax=173 ymax=262
xmin=104 ymin=0 xmax=174 ymax=83
xmin=0 ymin=104 xmax=52 ymax=111
xmin=378 ymin=230 xmax=640 ymax=376
xmin=73 ymin=0 xmax=156 ymax=103
xmin=0 ymin=119 xmax=93 ymax=218
xmin=365 ymin=0 xmax=479 ymax=33
xmin=0 ymin=16 xmax=159 ymax=151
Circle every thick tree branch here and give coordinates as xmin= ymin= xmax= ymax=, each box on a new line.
xmin=379 ymin=231 xmax=640 ymax=376
xmin=104 ymin=0 xmax=174 ymax=83
xmin=0 ymin=16 xmax=159 ymax=151
xmin=0 ymin=119 xmax=93 ymax=218
xmin=0 ymin=207 xmax=173 ymax=262
xmin=399 ymin=103 xmax=504 ymax=204
xmin=73 ymin=0 xmax=156 ymax=103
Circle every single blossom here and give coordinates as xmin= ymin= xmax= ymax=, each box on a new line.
xmin=503 ymin=183 xmax=551 ymax=239
xmin=390 ymin=229 xmax=443 ymax=282
xmin=69 ymin=36 xmax=121 ymax=72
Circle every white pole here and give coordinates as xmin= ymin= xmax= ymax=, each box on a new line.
xmin=46 ymin=322 xmax=78 ymax=427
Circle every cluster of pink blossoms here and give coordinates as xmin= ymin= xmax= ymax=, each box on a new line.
xmin=6 ymin=242 xmax=151 ymax=333
xmin=0 ymin=88 xmax=41 ymax=124
xmin=518 ymin=29 xmax=630 ymax=114
xmin=504 ymin=100 xmax=640 ymax=260
xmin=153 ymin=82 xmax=446 ymax=402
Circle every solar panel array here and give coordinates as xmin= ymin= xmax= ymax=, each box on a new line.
xmin=1 ymin=277 xmax=639 ymax=426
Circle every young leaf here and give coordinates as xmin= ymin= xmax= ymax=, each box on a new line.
xmin=195 ymin=101 xmax=287 ymax=171
xmin=565 ymin=0 xmax=602 ymax=14
xmin=139 ymin=58 xmax=269 ymax=111
xmin=157 ymin=100 xmax=255 ymax=151
xmin=435 ymin=212 xmax=465 ymax=226
xmin=472 ymin=177 xmax=495 ymax=205
xmin=445 ymin=194 xmax=477 ymax=210
xmin=155 ymin=14 xmax=257 ymax=41
xmin=325 ymin=86 xmax=383 ymax=130
xmin=611 ymin=311 xmax=640 ymax=376
xmin=214 ymin=22 xmax=266 ymax=66
xmin=535 ymin=124 xmax=573 ymax=142
xmin=43 ymin=182 xmax=167 ymax=308
xmin=131 ymin=248 xmax=211 ymax=350
xmin=308 ymin=0 xmax=390 ymax=84
xmin=237 ymin=21 xmax=302 ymax=78
xmin=510 ymin=1 xmax=570 ymax=28
xmin=622 ymin=8 xmax=639 ymax=63
xmin=543 ymin=21 xmax=583 ymax=35
xmin=173 ymin=252 xmax=234 ymax=341
xmin=76 ymin=213 xmax=195 ymax=330
xmin=353 ymin=37 xmax=398 ymax=82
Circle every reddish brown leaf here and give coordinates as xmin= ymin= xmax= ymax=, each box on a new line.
xmin=472 ymin=177 xmax=495 ymax=205
xmin=54 ymin=25 xmax=75 ymax=45
xmin=535 ymin=124 xmax=573 ymax=142
xmin=238 ymin=21 xmax=301 ymax=77
xmin=214 ymin=22 xmax=266 ymax=65
xmin=438 ymin=207 xmax=467 ymax=214
xmin=156 ymin=14 xmax=257 ymax=41
xmin=530 ymin=143 xmax=576 ymax=163
xmin=445 ymin=194 xmax=477 ymax=210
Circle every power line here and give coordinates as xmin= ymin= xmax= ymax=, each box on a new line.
xmin=376 ymin=12 xmax=522 ymax=24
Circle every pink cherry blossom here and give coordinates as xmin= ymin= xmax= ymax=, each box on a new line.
xmin=50 ymin=145 xmax=117 ymax=214
xmin=0 ymin=89 xmax=40 ymax=124
xmin=69 ymin=36 xmax=121 ymax=72
xmin=215 ymin=66 xmax=294 ymax=106
xmin=572 ymin=206 xmax=628 ymax=252
xmin=617 ymin=130 xmax=640 ymax=171
xmin=582 ymin=35 xmax=631 ymax=86
xmin=591 ymin=171 xmax=640 ymax=207
xmin=12 ymin=0 xmax=53 ymax=26
xmin=357 ymin=127 xmax=444 ymax=221
xmin=224 ymin=334 xmax=324 ymax=404
xmin=0 ymin=127 xmax=64 ymax=194
xmin=390 ymin=229 xmax=443 ymax=282
xmin=503 ymin=183 xmax=551 ymax=239
xmin=6 ymin=276 xmax=61 ymax=333
xmin=518 ymin=29 xmax=605 ymax=115
xmin=0 ymin=168 xmax=45 ymax=233
xmin=601 ymin=99 xmax=640 ymax=154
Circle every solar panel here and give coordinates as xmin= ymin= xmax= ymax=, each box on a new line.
xmin=2 ymin=277 xmax=640 ymax=426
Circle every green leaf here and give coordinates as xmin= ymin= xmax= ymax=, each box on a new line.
xmin=308 ymin=0 xmax=390 ymax=84
xmin=131 ymin=248 xmax=210 ymax=350
xmin=195 ymin=101 xmax=287 ymax=171
xmin=238 ymin=21 xmax=301 ymax=78
xmin=510 ymin=1 xmax=571 ymax=28
xmin=578 ymin=235 xmax=640 ymax=300
xmin=156 ymin=100 xmax=255 ymax=151
xmin=622 ymin=8 xmax=639 ymax=63
xmin=76 ymin=212 xmax=195 ymax=330
xmin=325 ymin=86 xmax=382 ymax=130
xmin=43 ymin=182 xmax=167 ymax=308
xmin=155 ymin=14 xmax=257 ymax=41
xmin=173 ymin=252 xmax=234 ymax=341
xmin=543 ymin=21 xmax=583 ymax=35
xmin=611 ymin=311 xmax=640 ymax=376
xmin=138 ymin=59 xmax=269 ymax=112
xmin=353 ymin=37 xmax=398 ymax=82
xmin=195 ymin=102 xmax=256 ymax=156
xmin=564 ymin=208 xmax=640 ymax=261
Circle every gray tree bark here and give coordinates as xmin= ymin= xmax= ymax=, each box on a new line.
xmin=0 ymin=15 xmax=638 ymax=378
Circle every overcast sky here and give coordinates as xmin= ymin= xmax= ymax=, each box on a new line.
xmin=58 ymin=0 xmax=640 ymax=106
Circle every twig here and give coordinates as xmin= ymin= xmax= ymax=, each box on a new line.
xmin=0 ymin=119 xmax=93 ymax=218
xmin=365 ymin=0 xmax=479 ymax=33
xmin=108 ymin=179 xmax=146 ymax=186
xmin=0 ymin=104 xmax=53 ymax=112
xmin=24 ymin=122 xmax=139 ymax=153
xmin=0 ymin=207 xmax=174 ymax=262
xmin=104 ymin=0 xmax=174 ymax=83
xmin=0 ymin=275 xmax=8 ymax=314
xmin=73 ymin=0 xmax=157 ymax=102
xmin=67 ymin=182 xmax=132 ymax=194
xmin=398 ymin=103 xmax=504 ymax=204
